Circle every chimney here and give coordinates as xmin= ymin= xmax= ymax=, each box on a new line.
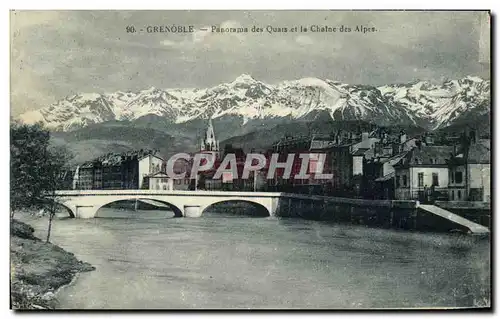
xmin=362 ymin=132 xmax=369 ymax=141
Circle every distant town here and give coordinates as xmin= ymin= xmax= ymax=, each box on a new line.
xmin=61 ymin=118 xmax=491 ymax=205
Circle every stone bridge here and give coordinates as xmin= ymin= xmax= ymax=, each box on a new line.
xmin=52 ymin=190 xmax=283 ymax=218
xmin=51 ymin=190 xmax=489 ymax=235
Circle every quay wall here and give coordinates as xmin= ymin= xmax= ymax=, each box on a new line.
xmin=275 ymin=195 xmax=478 ymax=234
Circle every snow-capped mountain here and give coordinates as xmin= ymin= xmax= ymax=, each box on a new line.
xmin=18 ymin=74 xmax=490 ymax=132
xmin=378 ymin=76 xmax=490 ymax=129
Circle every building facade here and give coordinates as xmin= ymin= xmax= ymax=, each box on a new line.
xmin=394 ymin=145 xmax=453 ymax=201
xmin=144 ymin=171 xmax=191 ymax=191
xmin=448 ymin=141 xmax=491 ymax=202
xmin=74 ymin=150 xmax=165 ymax=190
xmin=138 ymin=153 xmax=164 ymax=189
xmin=269 ymin=135 xmax=336 ymax=194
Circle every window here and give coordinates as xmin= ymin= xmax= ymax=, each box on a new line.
xmin=455 ymin=172 xmax=463 ymax=184
xmin=457 ymin=190 xmax=462 ymax=200
xmin=163 ymin=185 xmax=167 ymax=190
xmin=396 ymin=176 xmax=400 ymax=187
xmin=418 ymin=173 xmax=424 ymax=187
xmin=451 ymin=171 xmax=455 ymax=183
xmin=402 ymin=175 xmax=407 ymax=187
xmin=451 ymin=190 xmax=455 ymax=200
xmin=432 ymin=173 xmax=439 ymax=186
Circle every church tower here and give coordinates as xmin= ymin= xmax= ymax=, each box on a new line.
xmin=200 ymin=118 xmax=220 ymax=155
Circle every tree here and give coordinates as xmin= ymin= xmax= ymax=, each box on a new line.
xmin=10 ymin=121 xmax=72 ymax=242
xmin=43 ymin=145 xmax=73 ymax=243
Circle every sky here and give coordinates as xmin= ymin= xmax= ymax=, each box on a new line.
xmin=10 ymin=10 xmax=490 ymax=116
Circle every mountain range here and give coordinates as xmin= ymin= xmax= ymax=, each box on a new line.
xmin=19 ymin=74 xmax=490 ymax=132
xmin=16 ymin=74 xmax=491 ymax=164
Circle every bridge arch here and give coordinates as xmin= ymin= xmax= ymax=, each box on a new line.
xmin=53 ymin=202 xmax=76 ymax=218
xmin=51 ymin=200 xmax=77 ymax=218
xmin=201 ymin=199 xmax=271 ymax=217
xmin=95 ymin=198 xmax=184 ymax=218
xmin=36 ymin=201 xmax=76 ymax=218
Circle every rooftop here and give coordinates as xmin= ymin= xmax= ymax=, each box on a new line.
xmin=396 ymin=145 xmax=454 ymax=167
xmin=452 ymin=141 xmax=491 ymax=164
xmin=79 ymin=149 xmax=161 ymax=168
xmin=352 ymin=148 xmax=370 ymax=156
xmin=375 ymin=171 xmax=395 ymax=182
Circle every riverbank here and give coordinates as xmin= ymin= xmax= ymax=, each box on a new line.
xmin=10 ymin=218 xmax=95 ymax=310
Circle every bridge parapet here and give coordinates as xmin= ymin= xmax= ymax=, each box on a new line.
xmin=280 ymin=193 xmax=416 ymax=208
xmin=54 ymin=190 xmax=283 ymax=198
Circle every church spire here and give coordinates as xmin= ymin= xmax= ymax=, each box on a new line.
xmin=201 ymin=118 xmax=219 ymax=154
xmin=206 ymin=118 xmax=216 ymax=142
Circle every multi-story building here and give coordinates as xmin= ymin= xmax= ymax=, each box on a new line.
xmin=206 ymin=144 xmax=247 ymax=191
xmin=269 ymin=134 xmax=336 ymax=194
xmin=267 ymin=131 xmax=380 ymax=196
xmin=76 ymin=161 xmax=99 ymax=190
xmin=327 ymin=143 xmax=353 ymax=191
xmin=364 ymin=132 xmax=415 ymax=199
xmin=74 ymin=150 xmax=165 ymax=190
xmin=146 ymin=171 xmax=171 ymax=190
xmin=144 ymin=171 xmax=191 ymax=191
xmin=448 ymin=140 xmax=491 ymax=202
xmin=138 ymin=152 xmax=164 ymax=189
xmin=366 ymin=152 xmax=407 ymax=199
xmin=58 ymin=168 xmax=77 ymax=190
xmin=321 ymin=132 xmax=380 ymax=197
xmin=393 ymin=144 xmax=453 ymax=201
xmin=101 ymin=153 xmax=125 ymax=189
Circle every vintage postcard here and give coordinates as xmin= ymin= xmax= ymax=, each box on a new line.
xmin=10 ymin=10 xmax=491 ymax=310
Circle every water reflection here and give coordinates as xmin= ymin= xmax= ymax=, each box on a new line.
xmin=96 ymin=200 xmax=178 ymax=219
xmin=97 ymin=207 xmax=176 ymax=219
xmin=203 ymin=201 xmax=270 ymax=218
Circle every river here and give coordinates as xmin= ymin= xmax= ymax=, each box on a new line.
xmin=19 ymin=206 xmax=490 ymax=309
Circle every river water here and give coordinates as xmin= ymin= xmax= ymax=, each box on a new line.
xmin=20 ymin=207 xmax=490 ymax=309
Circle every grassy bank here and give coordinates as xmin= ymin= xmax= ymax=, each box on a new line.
xmin=10 ymin=219 xmax=95 ymax=310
